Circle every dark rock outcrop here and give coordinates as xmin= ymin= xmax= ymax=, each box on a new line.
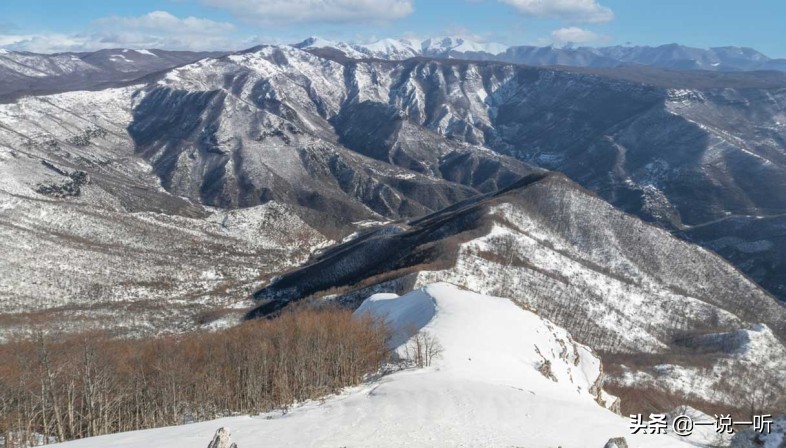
xmin=603 ymin=437 xmax=629 ymax=448
xmin=207 ymin=427 xmax=238 ymax=448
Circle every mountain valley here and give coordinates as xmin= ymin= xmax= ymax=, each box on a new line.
xmin=2 ymin=40 xmax=786 ymax=441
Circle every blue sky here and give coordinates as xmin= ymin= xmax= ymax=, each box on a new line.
xmin=0 ymin=0 xmax=784 ymax=57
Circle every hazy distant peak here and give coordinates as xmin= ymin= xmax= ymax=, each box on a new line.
xmin=292 ymin=37 xmax=784 ymax=72
xmin=294 ymin=36 xmax=509 ymax=60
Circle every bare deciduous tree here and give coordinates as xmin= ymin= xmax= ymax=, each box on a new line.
xmin=403 ymin=330 xmax=444 ymax=368
xmin=0 ymin=308 xmax=390 ymax=445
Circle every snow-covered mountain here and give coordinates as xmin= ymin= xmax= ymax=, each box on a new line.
xmin=48 ymin=284 xmax=689 ymax=448
xmin=3 ymin=43 xmax=786 ymax=339
xmin=0 ymin=48 xmax=225 ymax=100
xmin=296 ymin=37 xmax=786 ymax=72
xmin=127 ymin=44 xmax=786 ymax=302
xmin=3 ymin=43 xmax=786 ymax=421
xmin=495 ymin=44 xmax=786 ymax=71
xmin=294 ymin=36 xmax=508 ymax=60
xmin=0 ymin=45 xmax=538 ymax=340
xmin=0 ymin=85 xmax=329 ymax=340
xmin=253 ymin=173 xmax=786 ymax=415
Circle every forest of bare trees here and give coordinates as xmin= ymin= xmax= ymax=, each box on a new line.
xmin=0 ymin=308 xmax=390 ymax=446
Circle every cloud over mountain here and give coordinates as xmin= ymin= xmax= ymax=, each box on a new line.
xmin=201 ymin=0 xmax=415 ymax=24
xmin=0 ymin=11 xmax=239 ymax=52
xmin=500 ymin=0 xmax=614 ymax=23
xmin=94 ymin=11 xmax=235 ymax=35
xmin=550 ymin=26 xmax=610 ymax=45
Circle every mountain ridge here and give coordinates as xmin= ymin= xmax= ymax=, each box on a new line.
xmin=249 ymin=170 xmax=786 ymax=415
xmin=296 ymin=36 xmax=786 ymax=72
xmin=3 ymin=43 xmax=786 ymax=304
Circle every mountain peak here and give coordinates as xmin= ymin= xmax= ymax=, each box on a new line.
xmin=294 ymin=36 xmax=335 ymax=49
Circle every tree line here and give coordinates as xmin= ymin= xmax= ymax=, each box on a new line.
xmin=0 ymin=308 xmax=390 ymax=446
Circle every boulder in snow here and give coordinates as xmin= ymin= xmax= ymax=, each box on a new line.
xmin=604 ymin=437 xmax=629 ymax=448
xmin=207 ymin=427 xmax=237 ymax=448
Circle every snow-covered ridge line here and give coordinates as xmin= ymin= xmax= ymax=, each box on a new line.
xmin=293 ymin=35 xmax=510 ymax=60
xmin=291 ymin=37 xmax=786 ymax=72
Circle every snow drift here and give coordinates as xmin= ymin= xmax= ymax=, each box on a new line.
xmin=52 ymin=283 xmax=687 ymax=447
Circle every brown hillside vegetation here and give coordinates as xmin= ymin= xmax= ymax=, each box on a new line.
xmin=0 ymin=308 xmax=390 ymax=446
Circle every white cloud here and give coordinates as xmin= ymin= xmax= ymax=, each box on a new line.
xmin=0 ymin=34 xmax=95 ymax=53
xmin=201 ymin=0 xmax=415 ymax=24
xmin=500 ymin=0 xmax=614 ymax=23
xmin=93 ymin=11 xmax=235 ymax=35
xmin=0 ymin=11 xmax=239 ymax=53
xmin=550 ymin=26 xmax=610 ymax=45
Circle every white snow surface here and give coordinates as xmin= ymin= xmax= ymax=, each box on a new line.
xmin=52 ymin=283 xmax=687 ymax=448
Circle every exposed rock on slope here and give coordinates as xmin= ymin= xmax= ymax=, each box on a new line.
xmin=207 ymin=428 xmax=238 ymax=448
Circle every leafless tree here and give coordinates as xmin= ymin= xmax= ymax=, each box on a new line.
xmin=0 ymin=308 xmax=391 ymax=445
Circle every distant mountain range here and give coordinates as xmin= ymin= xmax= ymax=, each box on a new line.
xmin=296 ymin=36 xmax=786 ymax=72
xmin=0 ymin=48 xmax=223 ymax=99
xmin=2 ymin=37 xmax=784 ymax=101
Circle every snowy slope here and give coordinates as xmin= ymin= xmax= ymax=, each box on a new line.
xmin=6 ymin=43 xmax=785 ymax=305
xmin=0 ymin=46 xmax=531 ymax=339
xmin=0 ymin=48 xmax=223 ymax=99
xmin=51 ymin=283 xmax=688 ymax=448
xmin=254 ymin=173 xmax=786 ymax=415
xmin=0 ymin=85 xmax=330 ymax=340
xmin=732 ymin=414 xmax=786 ymax=447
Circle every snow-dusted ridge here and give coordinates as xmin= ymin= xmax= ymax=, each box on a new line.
xmin=51 ymin=283 xmax=687 ymax=448
xmin=293 ymin=37 xmax=786 ymax=72
xmin=294 ymin=35 xmax=510 ymax=60
xmin=253 ymin=172 xmax=786 ymax=414
xmin=2 ymin=34 xmax=786 ymax=421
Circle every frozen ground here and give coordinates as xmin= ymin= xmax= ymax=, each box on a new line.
xmin=51 ymin=283 xmax=689 ymax=448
